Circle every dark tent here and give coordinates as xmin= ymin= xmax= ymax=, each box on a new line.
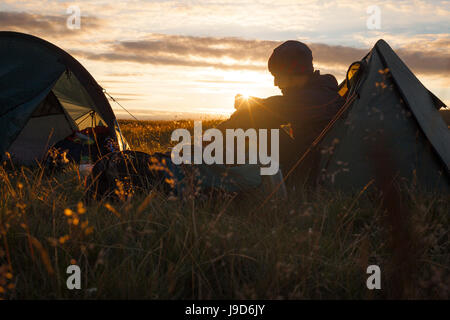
xmin=0 ymin=31 xmax=128 ymax=165
xmin=318 ymin=39 xmax=450 ymax=192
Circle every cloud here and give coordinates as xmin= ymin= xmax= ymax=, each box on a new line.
xmin=105 ymin=72 xmax=144 ymax=77
xmin=70 ymin=49 xmax=267 ymax=72
xmin=0 ymin=11 xmax=103 ymax=37
xmin=115 ymin=35 xmax=277 ymax=61
xmin=195 ymin=79 xmax=255 ymax=84
xmin=70 ymin=34 xmax=449 ymax=76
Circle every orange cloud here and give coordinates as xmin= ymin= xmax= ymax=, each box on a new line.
xmin=0 ymin=11 xmax=102 ymax=37
xmin=69 ymin=34 xmax=449 ymax=77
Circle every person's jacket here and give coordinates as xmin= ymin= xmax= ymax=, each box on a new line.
xmin=217 ymin=70 xmax=345 ymax=182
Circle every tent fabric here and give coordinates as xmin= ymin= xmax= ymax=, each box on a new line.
xmin=0 ymin=37 xmax=65 ymax=111
xmin=440 ymin=110 xmax=450 ymax=127
xmin=7 ymin=90 xmax=77 ymax=164
xmin=0 ymin=84 xmax=56 ymax=158
xmin=318 ymin=39 xmax=449 ymax=192
xmin=52 ymin=70 xmax=105 ymax=128
xmin=7 ymin=114 xmax=74 ymax=164
xmin=0 ymin=31 xmax=127 ymax=164
xmin=375 ymin=40 xmax=450 ymax=172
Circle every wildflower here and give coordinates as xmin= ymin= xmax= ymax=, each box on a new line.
xmin=84 ymin=227 xmax=94 ymax=236
xmin=104 ymin=203 xmax=120 ymax=218
xmin=16 ymin=202 xmax=26 ymax=210
xmin=59 ymin=235 xmax=69 ymax=244
xmin=77 ymin=202 xmax=86 ymax=214
xmin=165 ymin=178 xmax=175 ymax=188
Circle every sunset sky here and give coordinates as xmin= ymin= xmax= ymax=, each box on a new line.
xmin=1 ymin=0 xmax=448 ymax=119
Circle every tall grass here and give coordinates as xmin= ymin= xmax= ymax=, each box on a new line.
xmin=0 ymin=120 xmax=448 ymax=299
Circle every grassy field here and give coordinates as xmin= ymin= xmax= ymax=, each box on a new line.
xmin=0 ymin=120 xmax=448 ymax=299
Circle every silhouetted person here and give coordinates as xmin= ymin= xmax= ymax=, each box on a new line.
xmin=218 ymin=40 xmax=345 ymax=185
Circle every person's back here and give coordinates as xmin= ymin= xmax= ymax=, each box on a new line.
xmin=218 ymin=40 xmax=344 ymax=184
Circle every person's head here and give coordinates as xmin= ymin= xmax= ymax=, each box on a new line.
xmin=268 ymin=40 xmax=314 ymax=93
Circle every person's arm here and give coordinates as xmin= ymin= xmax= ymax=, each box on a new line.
xmin=217 ymin=95 xmax=285 ymax=131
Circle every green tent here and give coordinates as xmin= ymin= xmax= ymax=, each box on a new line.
xmin=0 ymin=31 xmax=128 ymax=164
xmin=318 ymin=39 xmax=450 ymax=192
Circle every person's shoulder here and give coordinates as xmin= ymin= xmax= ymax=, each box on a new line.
xmin=316 ymin=73 xmax=339 ymax=90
